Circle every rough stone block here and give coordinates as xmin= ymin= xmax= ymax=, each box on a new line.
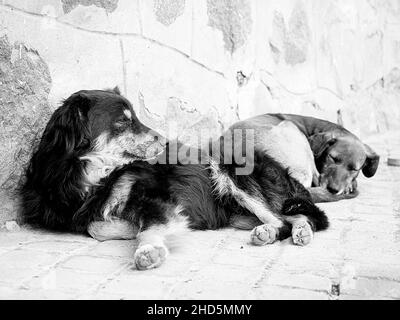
xmin=0 ymin=35 xmax=52 ymax=224
xmin=0 ymin=8 xmax=124 ymax=106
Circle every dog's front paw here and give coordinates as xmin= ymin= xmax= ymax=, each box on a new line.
xmin=250 ymin=224 xmax=278 ymax=246
xmin=133 ymin=244 xmax=169 ymax=270
xmin=292 ymin=222 xmax=313 ymax=246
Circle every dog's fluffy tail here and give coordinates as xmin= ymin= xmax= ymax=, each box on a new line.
xmin=281 ymin=197 xmax=329 ymax=231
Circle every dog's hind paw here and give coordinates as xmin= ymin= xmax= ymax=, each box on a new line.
xmin=250 ymin=224 xmax=278 ymax=246
xmin=133 ymin=244 xmax=169 ymax=270
xmin=292 ymin=222 xmax=313 ymax=246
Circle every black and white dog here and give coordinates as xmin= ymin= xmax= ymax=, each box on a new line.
xmin=21 ymin=88 xmax=329 ymax=270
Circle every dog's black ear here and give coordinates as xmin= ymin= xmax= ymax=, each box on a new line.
xmin=21 ymin=91 xmax=94 ymax=229
xmin=41 ymin=91 xmax=92 ymax=154
xmin=309 ymin=132 xmax=337 ymax=159
xmin=362 ymin=143 xmax=379 ymax=178
xmin=112 ymin=86 xmax=121 ymax=95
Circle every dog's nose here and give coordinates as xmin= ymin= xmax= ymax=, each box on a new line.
xmin=327 ymin=186 xmax=339 ymax=194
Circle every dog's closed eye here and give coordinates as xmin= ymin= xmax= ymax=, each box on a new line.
xmin=116 ymin=115 xmax=130 ymax=123
xmin=114 ymin=115 xmax=131 ymax=129
xmin=329 ymin=155 xmax=342 ymax=164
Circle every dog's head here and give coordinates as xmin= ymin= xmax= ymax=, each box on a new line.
xmin=41 ymin=87 xmax=166 ymax=184
xmin=310 ymin=132 xmax=379 ymax=194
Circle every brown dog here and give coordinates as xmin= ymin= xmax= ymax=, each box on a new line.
xmin=228 ymin=113 xmax=380 ymax=202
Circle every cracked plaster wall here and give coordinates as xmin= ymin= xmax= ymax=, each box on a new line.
xmin=1 ymin=0 xmax=400 ymax=223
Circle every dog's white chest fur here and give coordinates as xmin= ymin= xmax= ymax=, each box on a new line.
xmin=255 ymin=121 xmax=317 ymax=187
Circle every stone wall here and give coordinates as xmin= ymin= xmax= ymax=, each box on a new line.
xmin=1 ymin=0 xmax=400 ymax=224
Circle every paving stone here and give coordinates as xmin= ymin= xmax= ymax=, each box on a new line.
xmin=0 ymin=231 xmax=41 ymax=249
xmin=273 ymin=257 xmax=340 ymax=278
xmin=88 ymin=240 xmax=136 ymax=258
xmin=0 ymin=265 xmax=43 ymax=285
xmin=132 ymin=255 xmax=197 ymax=278
xmin=22 ymin=240 xmax=92 ymax=253
xmin=96 ymin=274 xmax=178 ymax=299
xmin=355 ymin=263 xmax=400 ymax=282
xmin=193 ymin=264 xmax=260 ymax=284
xmin=339 ymin=294 xmax=395 ymax=300
xmin=341 ymin=277 xmax=400 ymax=299
xmin=27 ymin=268 xmax=108 ymax=292
xmin=262 ymin=271 xmax=332 ymax=293
xmin=170 ymin=279 xmax=254 ymax=300
xmin=253 ymin=285 xmax=330 ymax=300
xmin=0 ymin=249 xmax=61 ymax=270
xmin=9 ymin=288 xmax=77 ymax=300
xmin=211 ymin=248 xmax=269 ymax=268
xmin=60 ymin=255 xmax=128 ymax=274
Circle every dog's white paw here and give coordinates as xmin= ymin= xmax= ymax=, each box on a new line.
xmin=250 ymin=224 xmax=278 ymax=246
xmin=133 ymin=244 xmax=169 ymax=270
xmin=292 ymin=222 xmax=313 ymax=246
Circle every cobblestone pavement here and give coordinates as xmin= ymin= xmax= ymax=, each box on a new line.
xmin=0 ymin=133 xmax=399 ymax=300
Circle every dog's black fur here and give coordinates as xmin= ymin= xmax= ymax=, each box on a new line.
xmin=21 ymin=88 xmax=329 ymax=269
xmin=72 ymin=142 xmax=329 ymax=236
xmin=20 ymin=88 xmax=164 ymax=231
xmin=21 ymin=91 xmax=95 ymax=230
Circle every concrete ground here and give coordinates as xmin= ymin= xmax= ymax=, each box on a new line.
xmin=0 ymin=132 xmax=399 ymax=300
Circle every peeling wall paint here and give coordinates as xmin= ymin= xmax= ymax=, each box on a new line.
xmin=153 ymin=0 xmax=185 ymax=26
xmin=0 ymin=35 xmax=52 ymax=223
xmin=284 ymin=1 xmax=310 ymax=65
xmin=269 ymin=2 xmax=311 ymax=66
xmin=206 ymin=0 xmax=252 ymax=54
xmin=61 ymin=0 xmax=119 ymax=14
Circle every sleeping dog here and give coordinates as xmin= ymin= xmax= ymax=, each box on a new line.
xmin=229 ymin=114 xmax=380 ymax=202
xmin=20 ymin=88 xmax=166 ymax=230
xmin=21 ymin=88 xmax=328 ymax=270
